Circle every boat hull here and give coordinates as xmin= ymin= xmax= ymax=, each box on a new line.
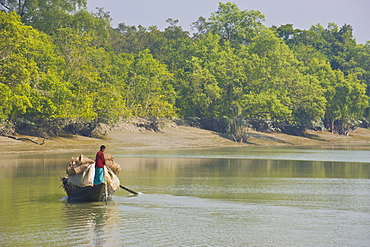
xmin=62 ymin=179 xmax=114 ymax=202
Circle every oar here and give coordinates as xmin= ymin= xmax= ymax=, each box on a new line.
xmin=120 ymin=185 xmax=139 ymax=195
xmin=105 ymin=182 xmax=108 ymax=205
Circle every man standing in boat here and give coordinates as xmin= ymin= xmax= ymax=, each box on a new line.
xmin=94 ymin=145 xmax=106 ymax=185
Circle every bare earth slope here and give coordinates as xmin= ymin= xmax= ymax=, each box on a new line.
xmin=2 ymin=124 xmax=370 ymax=154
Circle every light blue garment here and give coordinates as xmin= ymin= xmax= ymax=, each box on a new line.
xmin=94 ymin=167 xmax=105 ymax=185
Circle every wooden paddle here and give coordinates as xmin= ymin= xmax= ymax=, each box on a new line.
xmin=120 ymin=185 xmax=139 ymax=195
xmin=104 ymin=182 xmax=108 ymax=205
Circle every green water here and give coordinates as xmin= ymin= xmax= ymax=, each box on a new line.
xmin=1 ymin=147 xmax=369 ymax=246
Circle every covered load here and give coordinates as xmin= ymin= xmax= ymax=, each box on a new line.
xmin=66 ymin=153 xmax=121 ymax=176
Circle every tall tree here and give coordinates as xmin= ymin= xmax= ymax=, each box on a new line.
xmin=0 ymin=0 xmax=85 ymax=21
xmin=51 ymin=27 xmax=99 ymax=119
xmin=125 ymin=50 xmax=177 ymax=118
xmin=207 ymin=2 xmax=265 ymax=46
xmin=324 ymin=72 xmax=368 ymax=134
xmin=0 ymin=12 xmax=71 ymax=120
xmin=244 ymin=29 xmax=327 ymax=131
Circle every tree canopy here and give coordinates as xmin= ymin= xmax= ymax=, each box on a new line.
xmin=1 ymin=1 xmax=369 ymax=137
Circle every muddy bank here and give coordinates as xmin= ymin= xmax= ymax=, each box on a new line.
xmin=2 ymin=120 xmax=370 ymax=154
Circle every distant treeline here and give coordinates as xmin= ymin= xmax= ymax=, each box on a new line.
xmin=1 ymin=1 xmax=370 ymax=138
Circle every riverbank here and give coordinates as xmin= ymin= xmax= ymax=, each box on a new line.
xmin=2 ymin=122 xmax=370 ymax=154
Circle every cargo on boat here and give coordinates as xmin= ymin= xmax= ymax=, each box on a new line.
xmin=61 ymin=154 xmax=121 ymax=202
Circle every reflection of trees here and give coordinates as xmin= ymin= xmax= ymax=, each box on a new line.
xmin=117 ymin=156 xmax=370 ymax=179
xmin=115 ymin=156 xmax=370 ymax=197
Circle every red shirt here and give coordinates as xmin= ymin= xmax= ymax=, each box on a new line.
xmin=95 ymin=150 xmax=106 ymax=168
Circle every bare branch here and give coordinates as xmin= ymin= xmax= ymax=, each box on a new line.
xmin=20 ymin=0 xmax=28 ymax=17
xmin=0 ymin=1 xmax=11 ymax=11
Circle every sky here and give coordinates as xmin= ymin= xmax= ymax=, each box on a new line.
xmin=87 ymin=0 xmax=369 ymax=44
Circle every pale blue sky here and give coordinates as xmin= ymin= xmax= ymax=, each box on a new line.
xmin=87 ymin=0 xmax=369 ymax=44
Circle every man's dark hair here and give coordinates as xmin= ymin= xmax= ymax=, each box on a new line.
xmin=100 ymin=145 xmax=106 ymax=150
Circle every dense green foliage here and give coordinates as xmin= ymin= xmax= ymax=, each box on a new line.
xmin=1 ymin=2 xmax=369 ymax=136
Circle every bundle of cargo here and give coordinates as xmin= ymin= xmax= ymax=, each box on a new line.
xmin=66 ymin=154 xmax=95 ymax=176
xmin=104 ymin=153 xmax=121 ymax=175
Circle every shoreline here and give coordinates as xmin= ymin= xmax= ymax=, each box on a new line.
xmin=2 ymin=125 xmax=370 ymax=154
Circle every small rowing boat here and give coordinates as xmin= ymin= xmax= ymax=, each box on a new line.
xmin=61 ymin=177 xmax=114 ymax=202
xmin=61 ymin=154 xmax=121 ymax=203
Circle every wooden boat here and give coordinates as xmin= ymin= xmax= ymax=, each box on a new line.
xmin=61 ymin=177 xmax=114 ymax=203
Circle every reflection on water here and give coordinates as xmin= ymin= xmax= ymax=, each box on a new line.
xmin=62 ymin=202 xmax=121 ymax=246
xmin=115 ymin=146 xmax=370 ymax=163
xmin=1 ymin=148 xmax=370 ymax=246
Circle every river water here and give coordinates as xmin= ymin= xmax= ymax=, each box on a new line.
xmin=1 ymin=146 xmax=370 ymax=246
